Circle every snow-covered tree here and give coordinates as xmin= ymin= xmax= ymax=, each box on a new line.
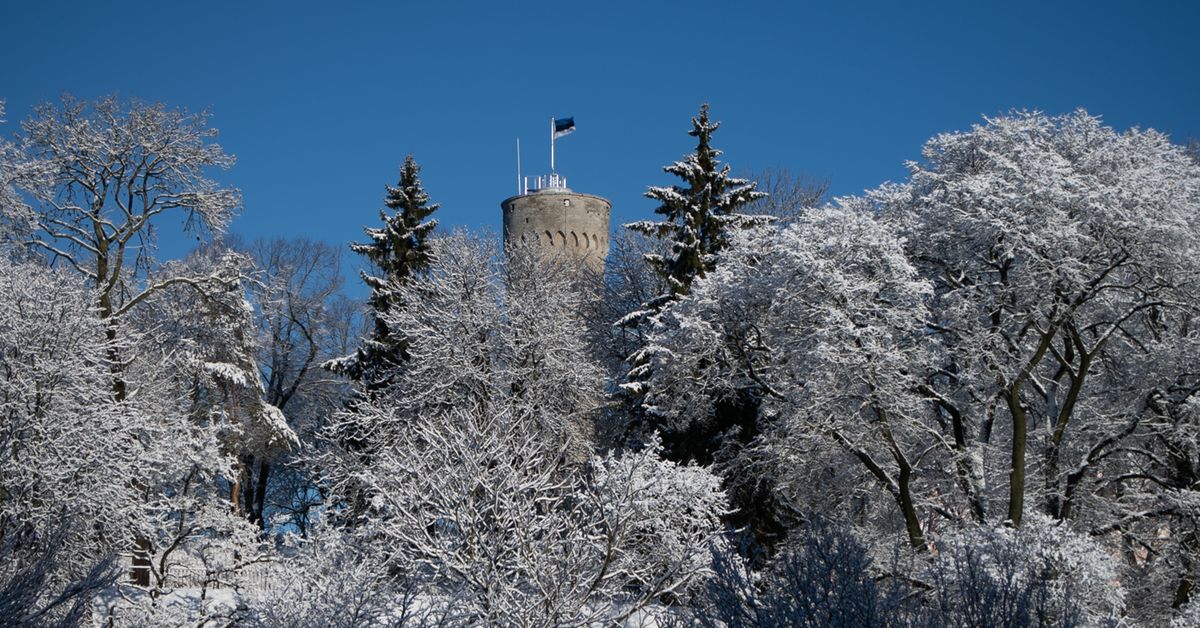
xmin=319 ymin=235 xmax=726 ymax=624
xmin=0 ymin=100 xmax=37 ymax=248
xmin=0 ymin=258 xmax=132 ymax=621
xmin=589 ymin=435 xmax=729 ymax=592
xmin=7 ymin=95 xmax=254 ymax=586
xmin=643 ymin=112 xmax=1200 ymax=619
xmin=16 ymin=94 xmax=240 ymax=327
xmin=631 ymin=207 xmax=937 ymax=550
xmin=0 ymin=255 xmax=251 ymax=607
xmin=325 ymin=154 xmax=439 ymax=389
xmin=138 ymin=247 xmax=298 ymax=519
xmin=854 ymin=110 xmax=1200 ymax=621
xmin=232 ymin=236 xmax=350 ymax=531
xmin=619 ymin=104 xmax=770 ymax=468
xmin=324 ymin=234 xmax=601 ymax=502
xmin=873 ymin=110 xmax=1200 ymax=529
xmin=5 ymin=95 xmax=254 ymax=457
xmin=104 ymin=252 xmax=284 ymax=596
xmin=625 ymin=103 xmax=768 ymax=306
xmin=335 ymin=403 xmax=725 ymax=625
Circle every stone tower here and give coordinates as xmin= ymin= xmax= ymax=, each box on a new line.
xmin=501 ymin=173 xmax=610 ymax=272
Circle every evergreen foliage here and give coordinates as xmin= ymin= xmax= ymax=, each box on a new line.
xmin=624 ymin=103 xmax=768 ymax=308
xmin=619 ymin=104 xmax=769 ymax=468
xmin=325 ymin=154 xmax=439 ymax=388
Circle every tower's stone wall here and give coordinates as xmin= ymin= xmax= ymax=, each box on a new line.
xmin=501 ymin=190 xmax=611 ymax=271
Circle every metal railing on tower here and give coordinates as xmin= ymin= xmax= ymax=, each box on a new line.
xmin=523 ymin=173 xmax=568 ymax=195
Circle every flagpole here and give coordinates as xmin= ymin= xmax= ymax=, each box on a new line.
xmin=550 ymin=116 xmax=555 ymax=174
xmin=516 ymin=137 xmax=522 ymax=195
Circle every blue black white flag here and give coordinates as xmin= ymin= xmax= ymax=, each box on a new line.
xmin=553 ymin=117 xmax=576 ymax=138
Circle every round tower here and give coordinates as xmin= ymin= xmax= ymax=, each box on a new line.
xmin=501 ymin=173 xmax=610 ymax=272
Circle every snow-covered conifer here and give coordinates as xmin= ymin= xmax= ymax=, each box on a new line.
xmin=325 ymin=154 xmax=439 ymax=388
xmin=619 ymin=104 xmax=769 ymax=466
xmin=624 ymin=103 xmax=767 ymax=307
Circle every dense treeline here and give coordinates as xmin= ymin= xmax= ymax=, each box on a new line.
xmin=1 ymin=96 xmax=1198 ymax=626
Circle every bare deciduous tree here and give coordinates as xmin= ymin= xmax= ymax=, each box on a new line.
xmin=241 ymin=236 xmax=349 ymax=530
xmin=740 ymin=167 xmax=830 ymax=222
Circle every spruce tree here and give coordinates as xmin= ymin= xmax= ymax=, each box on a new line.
xmin=620 ymin=106 xmax=773 ymax=546
xmin=325 ymin=154 xmax=439 ymax=389
xmin=625 ymin=103 xmax=768 ymax=306
xmin=620 ymin=104 xmax=768 ymax=463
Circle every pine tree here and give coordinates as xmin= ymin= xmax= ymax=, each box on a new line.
xmin=325 ymin=154 xmax=439 ymax=388
xmin=625 ymin=103 xmax=768 ymax=307
xmin=619 ymin=104 xmax=768 ymax=462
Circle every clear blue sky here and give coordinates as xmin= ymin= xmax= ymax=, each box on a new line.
xmin=2 ymin=0 xmax=1198 ymax=283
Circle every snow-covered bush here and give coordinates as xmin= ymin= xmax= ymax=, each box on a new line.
xmin=590 ymin=435 xmax=728 ymax=595
xmin=244 ymin=530 xmax=427 ymax=628
xmin=925 ymin=514 xmax=1125 ymax=627
xmin=686 ymin=515 xmax=1123 ymax=627
xmin=693 ymin=519 xmax=906 ymax=628
xmin=0 ymin=524 xmax=117 ymax=627
xmin=329 ymin=404 xmax=727 ymax=625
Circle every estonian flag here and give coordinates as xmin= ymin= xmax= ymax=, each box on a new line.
xmin=553 ymin=117 xmax=576 ymax=139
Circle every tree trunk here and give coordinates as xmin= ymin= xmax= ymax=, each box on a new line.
xmin=252 ymin=459 xmax=271 ymax=529
xmin=130 ymin=537 xmax=152 ymax=587
xmin=102 ymin=274 xmax=152 ymax=585
xmin=1006 ymin=387 xmax=1027 ymax=527
xmin=230 ymin=471 xmax=242 ymax=517
xmin=1045 ymin=344 xmax=1090 ymax=518
xmin=1173 ymin=532 xmax=1197 ymax=610
xmin=922 ymin=385 xmax=986 ymax=522
xmin=239 ymin=453 xmax=256 ymax=519
xmin=896 ymin=456 xmax=926 ymax=552
xmin=1004 ymin=323 xmax=1060 ymax=527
